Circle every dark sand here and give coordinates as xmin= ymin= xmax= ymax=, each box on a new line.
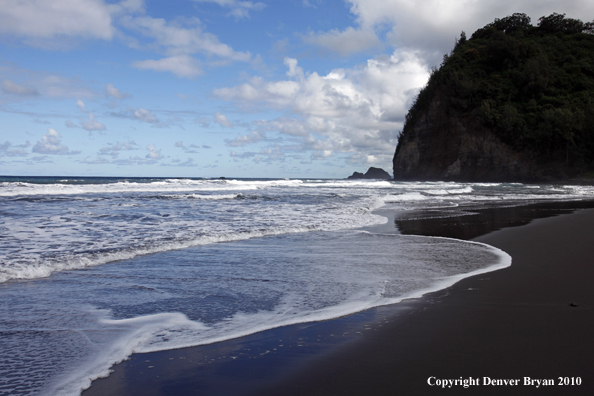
xmin=84 ymin=201 xmax=594 ymax=395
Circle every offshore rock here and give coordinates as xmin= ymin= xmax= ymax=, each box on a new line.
xmin=347 ymin=167 xmax=392 ymax=180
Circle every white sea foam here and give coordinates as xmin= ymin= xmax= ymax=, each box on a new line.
xmin=31 ymin=232 xmax=510 ymax=396
xmin=386 ymin=192 xmax=428 ymax=201
xmin=0 ymin=179 xmax=300 ymax=197
xmin=0 ymin=196 xmax=387 ymax=283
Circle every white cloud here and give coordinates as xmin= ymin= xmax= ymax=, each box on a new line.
xmin=133 ymin=108 xmax=158 ymax=123
xmin=104 ymin=83 xmax=131 ymax=99
xmin=253 ymin=117 xmax=309 ymax=137
xmin=213 ymin=112 xmax=234 ymax=127
xmin=123 ymin=15 xmax=251 ymax=74
xmin=0 ymin=0 xmax=114 ymax=41
xmin=123 ymin=14 xmax=252 ymax=77
xmin=225 ymin=131 xmax=265 ymax=146
xmin=98 ymin=140 xmax=138 ymax=157
xmin=82 ymin=113 xmax=106 ymax=132
xmin=40 ymin=75 xmax=95 ymax=98
xmin=216 ymin=53 xmax=427 ymax=121
xmin=302 ymin=1 xmax=594 ymax=64
xmin=216 ymin=52 xmax=429 ymax=168
xmin=283 ymin=57 xmax=304 ymax=80
xmin=0 ymin=140 xmax=31 ymax=157
xmin=303 ymin=27 xmax=381 ymax=56
xmin=0 ymin=66 xmax=94 ymax=100
xmin=193 ymin=0 xmax=266 ymax=19
xmin=1 ymin=79 xmax=39 ymax=96
xmin=146 ymin=144 xmax=163 ymax=160
xmin=161 ymin=157 xmax=198 ymax=167
xmin=174 ymin=141 xmax=199 ymax=153
xmin=133 ymin=55 xmax=203 ymax=78
xmin=231 ymin=144 xmax=286 ymax=164
xmin=74 ymin=99 xmax=106 ymax=132
xmin=32 ymin=128 xmax=80 ymax=155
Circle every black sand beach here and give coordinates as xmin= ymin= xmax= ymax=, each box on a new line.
xmin=83 ymin=201 xmax=594 ymax=395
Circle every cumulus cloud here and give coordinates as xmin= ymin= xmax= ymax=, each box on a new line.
xmin=283 ymin=57 xmax=304 ymax=80
xmin=216 ymin=53 xmax=428 ymax=126
xmin=253 ymin=117 xmax=309 ymax=137
xmin=123 ymin=14 xmax=251 ymax=77
xmin=125 ymin=15 xmax=251 ymax=60
xmin=213 ymin=112 xmax=234 ymax=128
xmin=104 ymin=83 xmax=131 ymax=99
xmin=0 ymin=1 xmax=254 ymax=77
xmin=1 ymin=79 xmax=39 ymax=96
xmin=174 ymin=141 xmax=199 ymax=153
xmin=75 ymin=99 xmax=106 ymax=132
xmin=193 ymin=0 xmax=266 ymax=19
xmin=307 ymin=0 xmax=594 ymax=64
xmin=133 ymin=108 xmax=159 ymax=123
xmin=146 ymin=144 xmax=163 ymax=160
xmin=216 ymin=52 xmax=429 ymax=168
xmin=0 ymin=0 xmax=146 ymax=49
xmin=32 ymin=129 xmax=80 ymax=155
xmin=0 ymin=0 xmax=114 ymax=42
xmin=82 ymin=113 xmax=106 ymax=132
xmin=225 ymin=131 xmax=265 ymax=147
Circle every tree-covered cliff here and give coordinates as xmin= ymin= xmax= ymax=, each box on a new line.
xmin=393 ymin=13 xmax=594 ymax=181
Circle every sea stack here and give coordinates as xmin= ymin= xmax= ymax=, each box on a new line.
xmin=347 ymin=167 xmax=392 ymax=179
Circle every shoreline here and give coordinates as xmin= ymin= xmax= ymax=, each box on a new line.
xmin=83 ymin=200 xmax=594 ymax=395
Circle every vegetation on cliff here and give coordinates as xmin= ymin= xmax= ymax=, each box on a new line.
xmin=396 ymin=13 xmax=594 ymax=177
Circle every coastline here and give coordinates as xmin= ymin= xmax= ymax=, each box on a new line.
xmin=83 ymin=200 xmax=594 ymax=395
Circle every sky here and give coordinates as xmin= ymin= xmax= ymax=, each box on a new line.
xmin=1 ymin=0 xmax=593 ymax=178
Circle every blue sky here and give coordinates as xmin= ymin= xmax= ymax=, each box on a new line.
xmin=1 ymin=0 xmax=593 ymax=178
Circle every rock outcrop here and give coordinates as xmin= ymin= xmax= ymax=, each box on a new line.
xmin=347 ymin=167 xmax=392 ymax=180
xmin=393 ymin=92 xmax=542 ymax=182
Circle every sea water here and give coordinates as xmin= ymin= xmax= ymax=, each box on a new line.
xmin=1 ymin=177 xmax=593 ymax=395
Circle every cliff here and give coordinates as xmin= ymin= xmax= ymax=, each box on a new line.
xmin=393 ymin=13 xmax=594 ymax=182
xmin=393 ymin=91 xmax=540 ymax=181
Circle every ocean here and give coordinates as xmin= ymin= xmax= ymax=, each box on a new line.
xmin=1 ymin=176 xmax=593 ymax=396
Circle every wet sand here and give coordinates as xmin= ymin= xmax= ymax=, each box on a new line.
xmin=83 ymin=201 xmax=594 ymax=395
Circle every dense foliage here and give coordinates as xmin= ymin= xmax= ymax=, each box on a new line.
xmin=401 ymin=13 xmax=594 ymax=174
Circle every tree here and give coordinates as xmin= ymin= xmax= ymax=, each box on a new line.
xmin=491 ymin=13 xmax=532 ymax=33
xmin=538 ymin=13 xmax=585 ymax=34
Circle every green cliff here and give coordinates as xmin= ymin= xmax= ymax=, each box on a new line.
xmin=393 ymin=13 xmax=594 ymax=181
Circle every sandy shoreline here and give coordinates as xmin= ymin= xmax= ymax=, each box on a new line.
xmin=83 ymin=201 xmax=594 ymax=395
